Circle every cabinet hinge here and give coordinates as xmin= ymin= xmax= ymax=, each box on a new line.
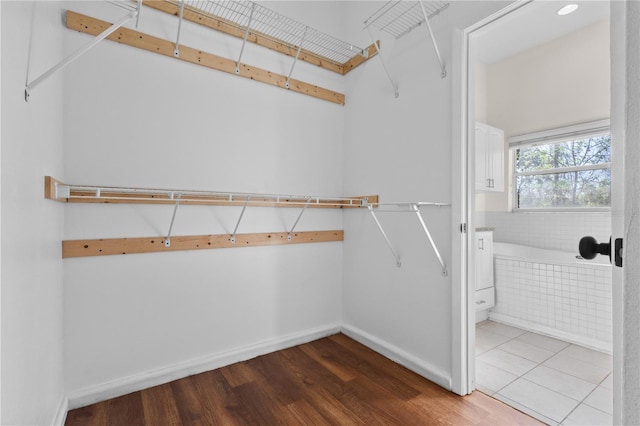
xmin=461 ymin=223 xmax=468 ymax=233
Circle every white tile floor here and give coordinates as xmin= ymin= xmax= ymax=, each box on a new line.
xmin=476 ymin=320 xmax=612 ymax=426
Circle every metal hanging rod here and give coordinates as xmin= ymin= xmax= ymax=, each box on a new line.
xmin=366 ymin=201 xmax=450 ymax=275
xmin=24 ymin=0 xmax=143 ymax=101
xmin=363 ymin=0 xmax=449 ymax=90
xmin=368 ymin=201 xmax=450 ymax=211
xmin=173 ymin=0 xmax=369 ymax=66
xmin=45 ymin=176 xmax=375 ymax=209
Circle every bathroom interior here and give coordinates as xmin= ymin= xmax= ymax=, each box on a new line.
xmin=470 ymin=1 xmax=613 ymax=425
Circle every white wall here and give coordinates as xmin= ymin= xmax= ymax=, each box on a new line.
xmin=1 ymin=1 xmax=66 ymax=424
xmin=341 ymin=1 xmax=508 ymax=391
xmin=62 ymin=1 xmax=346 ymax=406
xmin=486 ymin=211 xmax=610 ymax=254
xmin=475 ymin=61 xmax=488 ymax=124
xmin=474 ymin=18 xmax=611 ymax=254
xmin=479 ymin=19 xmax=610 ymax=212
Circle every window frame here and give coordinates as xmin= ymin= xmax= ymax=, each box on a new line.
xmin=510 ymin=119 xmax=612 ymax=212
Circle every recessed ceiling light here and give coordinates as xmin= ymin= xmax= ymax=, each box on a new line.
xmin=557 ymin=4 xmax=579 ymax=16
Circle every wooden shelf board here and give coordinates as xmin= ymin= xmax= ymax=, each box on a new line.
xmin=62 ymin=230 xmax=344 ymax=258
xmin=44 ymin=177 xmax=379 ymax=209
xmin=65 ymin=10 xmax=345 ymax=105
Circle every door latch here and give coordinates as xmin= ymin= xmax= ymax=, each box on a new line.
xmin=614 ymin=238 xmax=623 ymax=267
xmin=579 ymin=236 xmax=623 ymax=267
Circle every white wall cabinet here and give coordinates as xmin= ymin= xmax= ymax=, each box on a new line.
xmin=475 ymin=122 xmax=504 ymax=192
xmin=474 ymin=230 xmax=495 ymax=311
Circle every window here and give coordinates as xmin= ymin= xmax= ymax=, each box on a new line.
xmin=510 ymin=120 xmax=611 ymax=210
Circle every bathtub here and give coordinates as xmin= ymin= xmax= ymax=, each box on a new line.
xmin=490 ymin=242 xmax=612 ymax=352
xmin=493 ymin=242 xmax=611 ymax=267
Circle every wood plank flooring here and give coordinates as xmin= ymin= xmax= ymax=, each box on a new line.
xmin=66 ymin=334 xmax=542 ymax=425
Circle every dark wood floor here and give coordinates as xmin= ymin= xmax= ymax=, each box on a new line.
xmin=66 ymin=333 xmax=541 ymax=425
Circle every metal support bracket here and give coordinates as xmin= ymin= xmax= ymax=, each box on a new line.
xmin=174 ymin=0 xmax=185 ymax=57
xmin=288 ymin=198 xmax=313 ymax=240
xmin=236 ymin=3 xmax=256 ymax=74
xmin=366 ymin=27 xmax=398 ymax=98
xmin=165 ymin=193 xmax=182 ymax=247
xmin=25 ymin=4 xmax=140 ymax=101
xmin=135 ymin=0 xmax=143 ymax=27
xmin=367 ymin=205 xmax=402 ymax=268
xmin=418 ymin=1 xmax=446 ymax=78
xmin=411 ymin=204 xmax=447 ymax=276
xmin=286 ymin=27 xmax=308 ymax=89
xmin=230 ymin=197 xmax=250 ymax=244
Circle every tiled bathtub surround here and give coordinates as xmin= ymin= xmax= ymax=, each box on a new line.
xmin=484 ymin=211 xmax=611 ymax=254
xmin=491 ymin=256 xmax=612 ymax=350
xmin=480 ymin=211 xmax=613 ymax=350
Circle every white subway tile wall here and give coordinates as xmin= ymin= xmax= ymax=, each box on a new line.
xmin=492 ymin=258 xmax=612 ymax=346
xmin=485 ymin=212 xmax=611 ymax=254
xmin=483 ymin=212 xmax=612 ymax=348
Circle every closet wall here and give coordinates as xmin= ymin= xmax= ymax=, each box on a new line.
xmin=341 ymin=1 xmax=507 ymax=389
xmin=62 ymin=1 xmax=347 ymax=405
xmin=1 ymin=2 xmax=66 ymax=424
xmin=2 ymin=1 xmax=512 ymax=419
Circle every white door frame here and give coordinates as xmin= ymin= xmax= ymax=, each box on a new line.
xmin=453 ymin=1 xmax=639 ymax=422
xmin=450 ymin=0 xmax=530 ymax=396
xmin=611 ymin=2 xmax=640 ymax=424
xmin=452 ymin=5 xmax=640 ymax=424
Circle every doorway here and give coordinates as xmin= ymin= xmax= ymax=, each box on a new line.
xmin=465 ymin=1 xmax=613 ymax=424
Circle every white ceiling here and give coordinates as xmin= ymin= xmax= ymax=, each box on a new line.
xmin=471 ymin=1 xmax=610 ymax=64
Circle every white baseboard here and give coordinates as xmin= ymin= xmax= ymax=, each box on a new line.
xmin=341 ymin=324 xmax=452 ymax=391
xmin=488 ymin=312 xmax=612 ymax=354
xmin=53 ymin=395 xmax=69 ymax=426
xmin=67 ymin=323 xmax=341 ymax=410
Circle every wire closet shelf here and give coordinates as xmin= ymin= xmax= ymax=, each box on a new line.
xmin=47 ymin=177 xmax=448 ymax=273
xmin=363 ymin=1 xmax=449 ymax=39
xmin=173 ymin=0 xmax=368 ymax=66
xmin=363 ymin=0 xmax=449 ymax=94
xmin=365 ymin=200 xmax=450 ymax=275
xmin=53 ymin=181 xmax=371 ymax=208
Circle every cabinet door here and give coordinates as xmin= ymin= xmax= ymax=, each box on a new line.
xmin=474 ymin=231 xmax=494 ymax=290
xmin=475 ymin=287 xmax=495 ymax=312
xmin=488 ymin=126 xmax=505 ymax=192
xmin=475 ymin=123 xmax=489 ymax=191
